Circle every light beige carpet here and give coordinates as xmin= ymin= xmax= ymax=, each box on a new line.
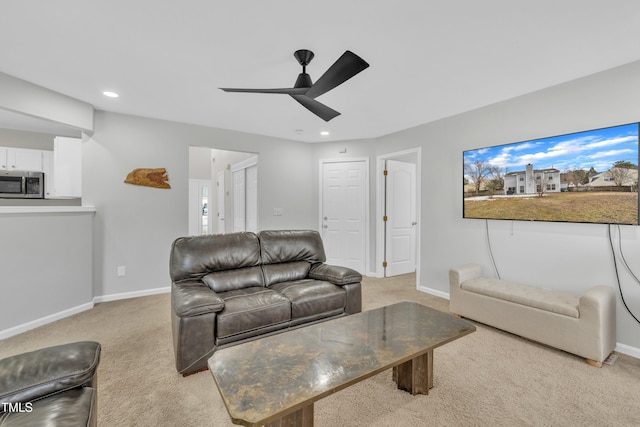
xmin=2 ymin=274 xmax=640 ymax=426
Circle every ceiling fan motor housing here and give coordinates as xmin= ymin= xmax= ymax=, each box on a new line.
xmin=293 ymin=50 xmax=315 ymax=88
xmin=294 ymin=72 xmax=313 ymax=89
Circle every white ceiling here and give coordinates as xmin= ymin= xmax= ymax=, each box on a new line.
xmin=2 ymin=1 xmax=640 ymax=143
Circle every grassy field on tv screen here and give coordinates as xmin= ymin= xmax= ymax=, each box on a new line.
xmin=464 ymin=192 xmax=638 ymax=224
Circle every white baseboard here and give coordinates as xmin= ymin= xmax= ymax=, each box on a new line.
xmin=416 ymin=284 xmax=640 ymax=360
xmin=0 ymin=288 xmax=171 ymax=341
xmin=93 ymin=286 xmax=170 ymax=304
xmin=614 ymin=342 xmax=640 ymax=359
xmin=417 ymin=284 xmax=450 ymax=300
xmin=0 ymin=302 xmax=94 ymax=340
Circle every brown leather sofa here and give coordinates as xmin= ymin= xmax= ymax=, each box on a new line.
xmin=170 ymin=230 xmax=362 ymax=375
xmin=0 ymin=341 xmax=101 ymax=427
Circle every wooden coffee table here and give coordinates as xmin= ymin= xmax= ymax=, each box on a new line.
xmin=209 ymin=301 xmax=475 ymax=427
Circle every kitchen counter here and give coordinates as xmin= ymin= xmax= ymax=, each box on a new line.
xmin=0 ymin=205 xmax=96 ymax=214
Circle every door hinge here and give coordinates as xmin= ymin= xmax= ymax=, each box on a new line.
xmin=383 ymin=215 xmax=388 ymax=222
xmin=383 ymin=169 xmax=388 ymax=176
xmin=382 ymin=261 xmax=388 ymax=268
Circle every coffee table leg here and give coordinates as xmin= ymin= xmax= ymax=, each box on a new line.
xmin=394 ymin=349 xmax=433 ymax=395
xmin=265 ymin=403 xmax=314 ymax=427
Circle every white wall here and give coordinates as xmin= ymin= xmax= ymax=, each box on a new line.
xmin=188 ymin=146 xmax=213 ymax=180
xmin=0 ymin=128 xmax=55 ymax=150
xmin=83 ymin=111 xmax=317 ymax=298
xmin=0 ymin=72 xmax=93 ymax=132
xmin=365 ymin=60 xmax=640 ymax=352
xmin=0 ymin=211 xmax=94 ymax=337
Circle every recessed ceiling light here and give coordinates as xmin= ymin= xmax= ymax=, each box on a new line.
xmin=320 ymin=131 xmax=330 ymax=136
xmin=103 ymin=91 xmax=119 ymax=98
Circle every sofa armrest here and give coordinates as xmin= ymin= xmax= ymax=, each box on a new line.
xmin=0 ymin=341 xmax=100 ymax=406
xmin=172 ymin=281 xmax=225 ymax=317
xmin=449 ymin=263 xmax=482 ymax=288
xmin=309 ymin=263 xmax=362 ymax=286
xmin=577 ymin=285 xmax=616 ymax=362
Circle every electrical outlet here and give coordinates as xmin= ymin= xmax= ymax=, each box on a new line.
xmin=117 ymin=266 xmax=126 ymax=277
xmin=273 ymin=208 xmax=283 ymax=216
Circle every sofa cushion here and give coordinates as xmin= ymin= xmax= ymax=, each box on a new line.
xmin=269 ymin=279 xmax=346 ymax=319
xmin=216 ymin=288 xmax=291 ymax=338
xmin=202 ymin=266 xmax=264 ymax=293
xmin=258 ymin=230 xmax=326 ymax=264
xmin=170 ymin=232 xmax=261 ymax=282
xmin=262 ymin=261 xmax=311 ymax=286
xmin=461 ymin=277 xmax=580 ymax=318
xmin=0 ymin=387 xmax=96 ymax=427
xmin=0 ymin=341 xmax=100 ymax=407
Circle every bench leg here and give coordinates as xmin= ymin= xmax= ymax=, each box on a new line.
xmin=586 ymin=359 xmax=603 ymax=368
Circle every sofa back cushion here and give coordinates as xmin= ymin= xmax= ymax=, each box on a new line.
xmin=202 ymin=266 xmax=264 ymax=293
xmin=258 ymin=230 xmax=326 ymax=265
xmin=170 ymin=232 xmax=262 ymax=284
xmin=262 ymin=261 xmax=311 ymax=287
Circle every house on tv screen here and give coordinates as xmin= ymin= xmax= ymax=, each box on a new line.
xmin=587 ymin=167 xmax=639 ymax=191
xmin=504 ymin=163 xmax=561 ymax=195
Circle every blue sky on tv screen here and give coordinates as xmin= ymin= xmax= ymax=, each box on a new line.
xmin=464 ymin=123 xmax=639 ymax=174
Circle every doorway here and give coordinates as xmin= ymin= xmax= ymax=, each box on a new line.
xmin=188 ymin=147 xmax=258 ymax=235
xmin=319 ymin=158 xmax=369 ymax=274
xmin=376 ymin=148 xmax=421 ymax=282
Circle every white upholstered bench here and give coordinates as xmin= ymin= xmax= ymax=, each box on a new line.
xmin=449 ymin=263 xmax=616 ymax=367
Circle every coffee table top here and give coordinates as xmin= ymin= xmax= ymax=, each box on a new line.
xmin=209 ymin=301 xmax=475 ymax=426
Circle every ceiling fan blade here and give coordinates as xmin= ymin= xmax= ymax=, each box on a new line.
xmin=290 ymin=95 xmax=341 ymax=121
xmin=220 ymin=87 xmax=307 ymax=95
xmin=304 ymin=50 xmax=369 ymax=99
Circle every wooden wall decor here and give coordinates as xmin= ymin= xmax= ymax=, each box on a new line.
xmin=124 ymin=168 xmax=171 ymax=189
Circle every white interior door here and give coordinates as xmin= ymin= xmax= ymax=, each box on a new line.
xmin=216 ymin=171 xmax=225 ymax=234
xmin=231 ymin=157 xmax=258 ymax=233
xmin=232 ymin=169 xmax=246 ymax=232
xmin=385 ymin=160 xmax=416 ymax=276
xmin=321 ymin=160 xmax=367 ymax=274
xmin=245 ymin=165 xmax=258 ymax=232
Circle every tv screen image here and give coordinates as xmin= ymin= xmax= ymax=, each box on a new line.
xmin=463 ymin=122 xmax=639 ymax=225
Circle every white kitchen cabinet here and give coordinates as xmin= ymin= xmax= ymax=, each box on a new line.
xmin=42 ymin=150 xmax=53 ymax=197
xmin=47 ymin=137 xmax=81 ymax=199
xmin=0 ymin=147 xmax=6 ymax=170
xmin=0 ymin=147 xmax=46 ymax=171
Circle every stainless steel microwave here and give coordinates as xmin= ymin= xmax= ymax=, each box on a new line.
xmin=0 ymin=170 xmax=44 ymax=198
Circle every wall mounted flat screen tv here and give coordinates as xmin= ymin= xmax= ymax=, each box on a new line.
xmin=463 ymin=122 xmax=639 ymax=225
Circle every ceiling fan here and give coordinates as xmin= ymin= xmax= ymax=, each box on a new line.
xmin=220 ymin=49 xmax=369 ymax=122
